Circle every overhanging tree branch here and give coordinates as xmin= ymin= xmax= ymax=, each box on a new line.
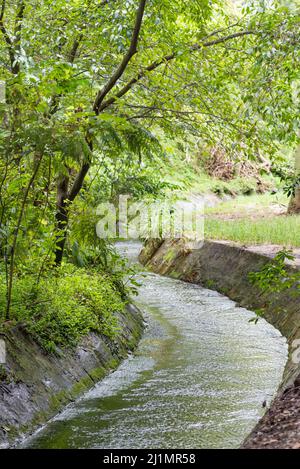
xmin=68 ymin=34 xmax=83 ymax=63
xmin=194 ymin=30 xmax=255 ymax=48
xmin=61 ymin=0 xmax=149 ymax=254
xmin=68 ymin=162 xmax=90 ymax=202
xmin=93 ymin=0 xmax=148 ymax=114
xmin=98 ymin=30 xmax=256 ymax=113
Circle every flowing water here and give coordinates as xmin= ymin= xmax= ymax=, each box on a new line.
xmin=23 ymin=241 xmax=287 ymax=449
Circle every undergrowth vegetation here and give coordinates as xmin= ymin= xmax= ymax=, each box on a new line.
xmin=160 ymin=147 xmax=275 ymax=198
xmin=248 ymin=249 xmax=299 ymax=323
xmin=0 ymin=266 xmax=124 ymax=353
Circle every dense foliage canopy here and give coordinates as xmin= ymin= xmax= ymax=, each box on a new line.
xmin=1 ymin=0 xmax=300 ymax=320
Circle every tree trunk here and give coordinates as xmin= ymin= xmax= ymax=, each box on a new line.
xmin=288 ymin=144 xmax=300 ymax=214
xmin=54 ymin=175 xmax=69 ymax=265
xmin=54 ymin=160 xmax=91 ymax=265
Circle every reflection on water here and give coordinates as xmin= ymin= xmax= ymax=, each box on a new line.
xmin=23 ymin=242 xmax=287 ymax=449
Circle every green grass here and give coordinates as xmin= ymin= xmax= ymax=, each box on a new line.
xmin=205 ymin=215 xmax=300 ymax=247
xmin=0 ymin=265 xmax=124 ymax=353
xmin=203 ymin=191 xmax=300 ymax=246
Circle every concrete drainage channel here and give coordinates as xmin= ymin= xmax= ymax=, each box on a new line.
xmin=17 ymin=241 xmax=287 ymax=449
xmin=0 ymin=238 xmax=298 ymax=449
xmin=139 ymin=238 xmax=300 ymax=449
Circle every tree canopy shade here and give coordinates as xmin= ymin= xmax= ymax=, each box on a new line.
xmin=1 ymin=0 xmax=300 ymax=317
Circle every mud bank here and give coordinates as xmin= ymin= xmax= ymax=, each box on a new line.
xmin=0 ymin=304 xmax=144 ymax=448
xmin=139 ymin=239 xmax=300 ymax=449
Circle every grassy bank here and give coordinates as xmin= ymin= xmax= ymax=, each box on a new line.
xmin=205 ymin=216 xmax=300 ymax=247
xmin=0 ymin=265 xmax=125 ymax=353
xmin=204 ymin=191 xmax=300 ymax=247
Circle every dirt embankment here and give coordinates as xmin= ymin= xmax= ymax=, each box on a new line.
xmin=0 ymin=304 xmax=144 ymax=448
xmin=139 ymin=239 xmax=300 ymax=449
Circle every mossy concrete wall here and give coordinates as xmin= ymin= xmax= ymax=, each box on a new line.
xmin=0 ymin=304 xmax=144 ymax=448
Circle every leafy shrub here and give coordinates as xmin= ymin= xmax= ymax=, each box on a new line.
xmin=0 ymin=265 xmax=124 ymax=353
xmin=248 ymin=249 xmax=299 ymax=323
xmin=249 ymin=249 xmax=298 ymax=294
xmin=211 ymin=177 xmax=260 ymax=197
xmin=271 ymin=162 xmax=300 ymax=198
